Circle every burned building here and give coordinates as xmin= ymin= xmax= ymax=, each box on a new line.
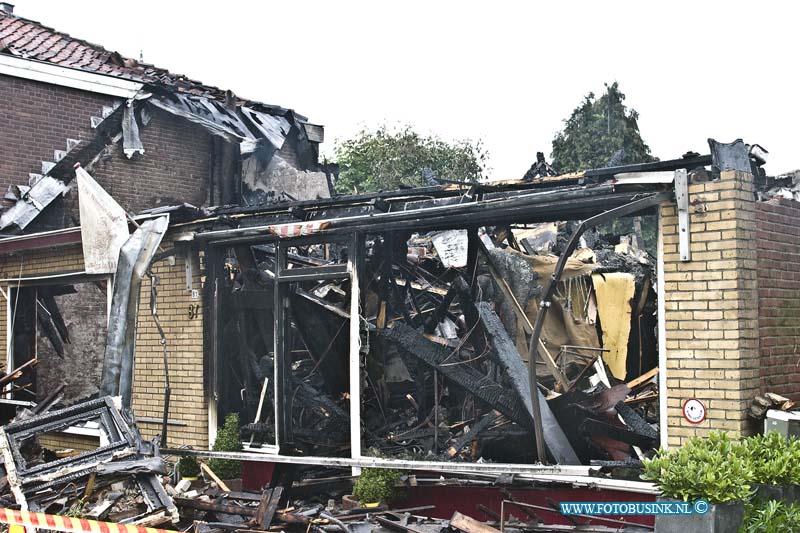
xmin=0 ymin=10 xmax=798 ymax=522
xmin=0 ymin=5 xmax=330 ymax=426
xmin=0 ymin=131 xmax=790 ymax=477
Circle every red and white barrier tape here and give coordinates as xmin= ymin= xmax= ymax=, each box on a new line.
xmin=0 ymin=507 xmax=173 ymax=533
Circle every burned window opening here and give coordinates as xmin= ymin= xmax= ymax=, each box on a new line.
xmin=206 ymin=196 xmax=664 ymax=468
xmin=9 ymin=280 xmax=109 ymax=407
xmin=212 ymin=239 xmax=355 ymax=456
xmin=0 ymin=397 xmax=177 ymax=522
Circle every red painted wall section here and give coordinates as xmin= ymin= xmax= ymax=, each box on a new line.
xmin=242 ymin=461 xmax=656 ymax=528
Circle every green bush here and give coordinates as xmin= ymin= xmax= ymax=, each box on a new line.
xmin=353 ymin=468 xmax=402 ymax=504
xmin=207 ymin=413 xmax=243 ymax=480
xmin=642 ymin=431 xmax=752 ymax=503
xmin=178 ymin=456 xmax=201 ymax=478
xmin=737 ymin=432 xmax=800 ymax=485
xmin=740 ymin=499 xmax=800 ymax=533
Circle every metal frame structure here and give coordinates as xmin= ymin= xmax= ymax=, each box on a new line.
xmin=192 ymin=169 xmax=676 ymax=477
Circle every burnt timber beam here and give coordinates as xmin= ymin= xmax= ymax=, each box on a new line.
xmin=583 ymin=154 xmax=711 ymax=178
xmin=380 ymin=323 xmax=530 ymax=430
xmin=423 ymin=284 xmax=458 ymax=334
xmin=476 ymin=302 xmax=579 ymax=465
xmin=275 ymin=264 xmax=349 ymax=283
xmin=578 ymin=418 xmax=656 ymax=448
xmin=174 ymin=497 xmax=256 ymax=517
xmin=255 ymin=486 xmax=284 ymax=529
xmin=195 ymin=186 xmax=667 ymax=246
xmin=444 ymin=411 xmax=499 ymax=459
xmin=273 ymin=241 xmax=292 ymax=449
xmin=615 ymin=401 xmax=659 ymax=441
xmin=466 ymin=227 xmax=479 ymax=298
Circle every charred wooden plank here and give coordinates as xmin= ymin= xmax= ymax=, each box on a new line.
xmin=475 ymin=303 xmax=579 ymax=465
xmin=614 ymin=401 xmax=658 ymax=440
xmin=0 ymin=358 xmax=38 ymax=387
xmin=451 ymin=511 xmax=501 ymax=533
xmin=38 ymin=293 xmax=69 ymax=343
xmin=380 ymin=323 xmax=529 ymax=428
xmin=255 ymin=486 xmax=283 ymax=529
xmin=578 ymin=418 xmax=656 ymax=448
xmin=374 ymin=516 xmax=427 ymax=533
xmin=423 ymin=284 xmax=458 ymax=334
xmin=175 ymin=497 xmax=256 ymax=517
xmin=445 ymin=412 xmax=499 ymax=459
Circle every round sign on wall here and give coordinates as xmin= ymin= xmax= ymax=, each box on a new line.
xmin=682 ymin=398 xmax=706 ymax=424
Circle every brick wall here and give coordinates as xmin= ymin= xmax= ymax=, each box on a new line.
xmin=38 ymin=432 xmax=100 ymax=453
xmin=87 ymin=107 xmax=212 ymax=214
xmin=0 ymin=74 xmax=115 ymax=198
xmin=661 ymin=170 xmax=760 ymax=446
xmin=35 ymin=108 xmax=213 ymax=230
xmin=0 ymin=75 xmax=212 ymax=230
xmin=0 ymin=234 xmax=208 ymax=449
xmin=756 ymin=198 xmax=800 ymax=400
xmin=132 ymin=239 xmax=208 ymax=448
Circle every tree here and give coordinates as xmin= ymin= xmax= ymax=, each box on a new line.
xmin=333 ymin=125 xmax=489 ymax=194
xmin=551 ymin=82 xmax=656 ymax=173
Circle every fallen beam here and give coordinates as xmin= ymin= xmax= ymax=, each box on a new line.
xmin=255 ymin=486 xmax=284 ymax=529
xmin=450 ymin=511 xmax=501 ymax=533
xmin=380 ymin=323 xmax=530 ymax=429
xmin=578 ymin=419 xmax=656 ymax=448
xmin=476 ymin=303 xmax=579 ymax=465
xmin=445 ymin=412 xmax=499 ymax=459
xmin=174 ymin=497 xmax=256 ymax=517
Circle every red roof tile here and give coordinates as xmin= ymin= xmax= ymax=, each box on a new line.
xmin=0 ymin=10 xmax=230 ymax=99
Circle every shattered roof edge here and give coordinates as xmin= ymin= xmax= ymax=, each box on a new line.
xmin=0 ymin=52 xmax=142 ymax=98
xmin=0 ymin=212 xmax=165 ymax=255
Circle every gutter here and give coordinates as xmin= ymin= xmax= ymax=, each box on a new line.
xmin=0 ymin=213 xmax=165 ymax=255
xmin=0 ymin=227 xmax=82 ymax=254
xmin=0 ymin=53 xmax=143 ymax=98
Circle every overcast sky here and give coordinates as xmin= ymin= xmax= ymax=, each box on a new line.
xmin=18 ymin=1 xmax=800 ymax=178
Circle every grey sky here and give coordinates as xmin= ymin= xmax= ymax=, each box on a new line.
xmin=19 ymin=0 xmax=799 ymax=178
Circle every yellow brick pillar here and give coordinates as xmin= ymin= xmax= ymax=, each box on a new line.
xmin=660 ymin=169 xmax=759 ymax=446
xmin=132 ymin=243 xmax=208 ymax=449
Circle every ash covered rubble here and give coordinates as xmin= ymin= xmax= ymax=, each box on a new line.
xmin=0 ymin=396 xmax=178 ymax=526
xmin=0 ymin=220 xmax=660 ymax=532
xmin=0 ymin=390 xmax=644 ymax=533
xmin=228 ymin=218 xmax=661 ymax=469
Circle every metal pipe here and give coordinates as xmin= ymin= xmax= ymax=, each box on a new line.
xmin=148 ymin=271 xmax=171 ymax=446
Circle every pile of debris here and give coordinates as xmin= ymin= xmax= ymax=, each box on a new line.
xmin=164 ymin=471 xmax=650 ymax=532
xmin=0 ymin=396 xmax=177 ymax=526
xmin=224 ymin=217 xmax=661 ymax=467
